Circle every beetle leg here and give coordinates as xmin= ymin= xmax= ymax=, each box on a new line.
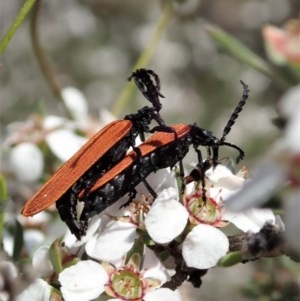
xmin=56 ymin=194 xmax=82 ymax=240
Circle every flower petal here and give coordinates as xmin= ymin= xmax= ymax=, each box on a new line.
xmin=59 ymin=260 xmax=108 ymax=301
xmin=61 ymin=87 xmax=88 ymax=123
xmin=262 ymin=23 xmax=300 ymax=66
xmin=143 ymin=248 xmax=170 ymax=284
xmin=206 ymin=165 xmax=245 ymax=191
xmin=46 ymin=129 xmax=87 ymax=162
xmin=145 ymin=188 xmax=188 ymax=244
xmin=43 ymin=115 xmax=68 ymax=131
xmin=182 ymin=224 xmax=229 ymax=269
xmin=9 ymin=143 xmax=44 ymax=182
xmin=144 ymin=288 xmax=182 ymax=301
xmin=205 ymin=165 xmax=233 ymax=182
xmin=136 ymin=169 xmax=177 ymax=195
xmin=223 ymin=208 xmax=275 ymax=232
xmin=32 ymin=246 xmax=53 ymax=277
xmin=85 ymin=220 xmax=137 ymax=261
xmin=22 ymin=229 xmax=45 ymax=255
xmin=63 ymin=215 xmax=102 ymax=250
xmin=262 ymin=25 xmax=287 ymax=65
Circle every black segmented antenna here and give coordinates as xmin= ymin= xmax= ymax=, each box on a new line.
xmin=220 ymin=81 xmax=250 ymax=144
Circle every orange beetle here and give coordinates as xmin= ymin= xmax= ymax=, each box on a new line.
xmin=21 ymin=69 xmax=170 ymax=226
xmin=63 ymin=81 xmax=249 ymax=239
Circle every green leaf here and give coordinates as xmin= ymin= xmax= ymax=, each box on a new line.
xmin=0 ymin=174 xmax=8 ymax=201
xmin=206 ymin=24 xmax=290 ymax=89
xmin=0 ymin=0 xmax=37 ymax=54
xmin=0 ymin=174 xmax=8 ymax=244
xmin=12 ymin=219 xmax=24 ymax=261
xmin=217 ymin=251 xmax=244 ymax=267
xmin=49 ymin=286 xmax=63 ymax=301
xmin=95 ymin=294 xmax=112 ymax=301
xmin=49 ymin=239 xmax=63 ymax=274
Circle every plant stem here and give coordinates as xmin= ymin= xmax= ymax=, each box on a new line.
xmin=30 ymin=0 xmax=72 ymax=117
xmin=111 ymin=0 xmax=174 ymax=117
xmin=0 ymin=0 xmax=37 ymax=54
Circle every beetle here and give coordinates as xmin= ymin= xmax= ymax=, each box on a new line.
xmin=21 ymin=69 xmax=171 ymax=227
xmin=67 ymin=81 xmax=249 ymax=239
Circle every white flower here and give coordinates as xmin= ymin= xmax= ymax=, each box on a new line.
xmin=205 ymin=164 xmax=246 ymax=193
xmin=179 ymin=164 xmax=277 ymax=269
xmin=68 ymin=169 xmax=178 ymax=259
xmin=214 ymin=166 xmax=275 ymax=233
xmin=2 ymin=233 xmax=14 ymax=257
xmin=42 ymin=112 xmax=88 ymax=162
xmin=42 ymin=115 xmax=73 ymax=133
xmin=182 ymin=224 xmax=229 ymax=269
xmin=59 ymin=260 xmax=108 ymax=301
xmin=5 ymin=87 xmax=108 ymax=185
xmin=61 ymin=87 xmax=89 ymax=125
xmin=262 ymin=20 xmax=300 ymax=66
xmin=85 ymin=220 xmax=137 ymax=262
xmin=103 ymin=248 xmax=171 ymax=301
xmin=23 ymin=229 xmax=46 ymax=256
xmin=145 ymin=187 xmax=188 ymax=244
xmin=185 ymin=164 xmax=275 ymax=233
xmin=143 ymin=288 xmax=182 ymax=301
xmin=45 ymin=128 xmax=87 ymax=162
xmin=59 ymin=249 xmax=176 ymax=301
xmin=9 ymin=143 xmax=44 ymax=182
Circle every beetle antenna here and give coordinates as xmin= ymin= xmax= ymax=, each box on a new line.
xmin=220 ymin=81 xmax=249 ymax=143
xmin=128 ymin=68 xmax=164 ymax=111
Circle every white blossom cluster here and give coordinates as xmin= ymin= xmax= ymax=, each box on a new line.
xmin=3 ymin=85 xmax=297 ymax=301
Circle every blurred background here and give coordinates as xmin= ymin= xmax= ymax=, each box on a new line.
xmin=1 ymin=0 xmax=299 ymax=300
xmin=2 ymin=0 xmax=298 ymax=157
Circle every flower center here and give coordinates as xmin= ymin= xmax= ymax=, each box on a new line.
xmin=108 ymin=268 xmax=144 ymax=300
xmin=129 ymin=195 xmax=154 ymax=226
xmin=185 ymin=190 xmax=222 ymax=225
